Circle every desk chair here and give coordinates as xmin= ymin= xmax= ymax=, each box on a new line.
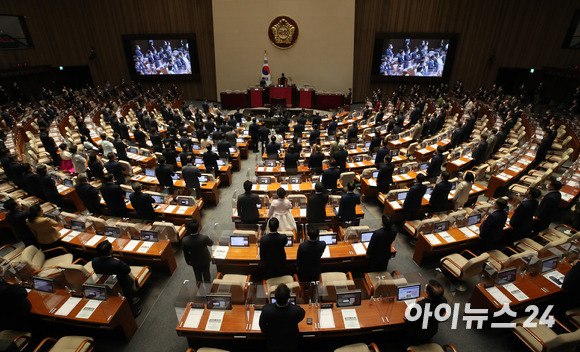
xmin=546 ymin=148 xmax=573 ymax=164
xmin=512 ymin=316 xmax=580 ymax=352
xmin=334 ymin=343 xmax=381 ymax=352
xmin=566 ymin=307 xmax=580 ymax=329
xmin=149 ymin=221 xmax=187 ymax=243
xmin=59 ymin=212 xmax=78 ymax=228
xmin=319 ymin=271 xmax=355 ymax=302
xmin=552 ymin=135 xmax=572 ymax=151
xmin=211 ymin=273 xmax=250 ymax=305
xmin=363 ymin=270 xmax=407 ymax=297
xmin=465 ymin=202 xmax=492 ymax=216
xmin=32 ymin=336 xmax=94 ymax=352
xmin=288 ymin=194 xmax=307 ymax=207
xmin=485 ymin=247 xmax=535 ymax=271
xmin=407 ymin=344 xmax=458 ymax=352
xmin=361 ymin=168 xmax=378 ymax=180
xmin=232 ymin=229 xmax=259 ymax=244
xmin=0 ymin=244 xmax=25 ymax=261
xmin=17 ymin=245 xmax=74 ymax=277
xmin=0 ymin=330 xmax=32 ymax=352
xmin=263 ymin=274 xmax=300 ymax=296
xmin=440 ymin=250 xmax=489 ymax=292
xmin=343 ymin=225 xmax=370 ymax=242
xmin=404 ymin=217 xmax=438 ymax=239
xmin=86 ymin=216 xmax=107 ymax=234
xmin=118 ymin=222 xmax=149 ymax=240
xmin=513 ymin=235 xmax=568 ymax=254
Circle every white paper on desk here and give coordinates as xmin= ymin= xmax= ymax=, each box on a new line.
xmin=300 ymin=208 xmax=307 ymax=217
xmin=251 ymin=310 xmax=262 ymax=330
xmin=352 ymin=243 xmax=366 ymax=255
xmin=472 ymin=186 xmax=482 ymax=192
xmin=105 ymin=237 xmax=116 ymax=244
xmin=438 ymin=231 xmax=456 ymax=243
xmin=59 ymin=228 xmax=71 ymax=236
xmin=136 ymin=242 xmax=153 ymax=254
xmin=454 ymin=160 xmax=465 ymax=165
xmin=562 ymin=193 xmax=573 ymax=202
xmin=485 ymin=286 xmax=511 ymax=305
xmin=497 ymin=174 xmax=509 ymax=181
xmin=423 ymin=194 xmax=431 ymax=201
xmin=176 ymin=206 xmax=188 ymax=214
xmin=368 ymin=179 xmax=377 ymax=187
xmin=347 ymin=163 xmax=355 ymax=168
xmin=265 ymin=167 xmax=273 ymax=172
xmin=291 ymin=184 xmax=299 ymax=191
xmin=258 ymin=184 xmax=268 ymax=191
xmin=85 ymin=235 xmax=104 ymax=247
xmin=319 ymin=309 xmax=335 ymax=329
xmin=57 ymin=185 xmax=68 ymax=192
xmin=183 ymin=308 xmax=204 ymax=328
xmin=165 ymin=205 xmax=177 ymax=213
xmin=459 ymin=227 xmax=477 ymax=238
xmin=424 ymin=234 xmax=442 ymax=245
xmin=76 ymin=299 xmax=101 ymax=319
xmin=393 ymin=156 xmax=402 ymax=161
xmin=281 ymin=184 xmax=289 ymax=190
xmin=341 ymin=309 xmax=360 ymax=329
xmin=388 ymin=201 xmax=402 ymax=210
xmin=393 ymin=175 xmax=403 ymax=182
xmin=61 ymin=231 xmax=79 ymax=242
xmin=54 ymin=297 xmax=82 ymax=316
xmin=356 ymin=162 xmax=364 ymax=167
xmin=252 ymin=184 xmax=257 ymax=190
xmin=213 ymin=246 xmax=229 ymax=259
xmin=321 ymin=246 xmax=331 ymax=258
xmin=543 ymin=271 xmax=565 ymax=288
xmin=401 ymin=174 xmax=412 ymax=180
xmin=468 ymin=225 xmax=480 ymax=234
xmin=205 ymin=311 xmax=224 ymax=331
xmin=504 ymin=283 xmax=529 ymax=301
xmin=419 ymin=148 xmax=430 ymax=154
xmin=122 ymin=240 xmax=141 ymax=252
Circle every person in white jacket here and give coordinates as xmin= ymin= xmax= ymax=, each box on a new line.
xmin=453 ymin=171 xmax=474 ymax=209
xmin=268 ymin=187 xmax=297 ymax=232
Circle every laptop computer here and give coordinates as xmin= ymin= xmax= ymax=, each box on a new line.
xmin=145 ymin=168 xmax=155 ymax=177
xmin=257 ymin=176 xmax=271 ymax=184
xmin=104 ymin=226 xmax=121 ymax=238
xmin=397 ymin=191 xmax=408 ymax=202
xmin=467 ymin=214 xmax=482 ymax=226
xmin=336 ymin=290 xmax=362 ymax=308
xmin=497 ymin=268 xmax=517 ymax=285
xmin=206 ymin=294 xmax=232 ymax=310
xmin=83 ymin=284 xmax=108 ymax=301
xmin=70 ymin=220 xmax=86 ymax=232
xmin=176 ymin=196 xmax=193 ymax=206
xmin=140 ymin=230 xmax=159 ymax=242
xmin=33 ymin=277 xmax=54 ymax=293
xmin=361 ymin=231 xmax=373 ymax=243
xmin=288 ymin=176 xmax=301 ymax=184
xmin=541 ymin=256 xmax=558 ymax=273
xmin=63 ymin=178 xmax=74 ymax=188
xmin=433 ymin=221 xmax=450 ymax=233
xmin=397 ymin=283 xmax=421 ymax=302
xmin=319 ymin=233 xmax=338 ymax=245
xmin=230 ymin=236 xmax=249 ymax=247
xmin=270 ymin=295 xmax=296 ymax=305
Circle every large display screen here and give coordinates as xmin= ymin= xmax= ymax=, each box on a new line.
xmin=122 ymin=34 xmax=200 ymax=81
xmin=371 ymin=33 xmax=458 ymax=82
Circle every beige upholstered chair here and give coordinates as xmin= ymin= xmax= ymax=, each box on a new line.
xmin=339 ymin=172 xmax=356 ymax=188
xmin=149 ymin=221 xmax=187 ymax=243
xmin=407 ymin=343 xmax=458 ymax=352
xmin=263 ymin=275 xmax=300 ymax=296
xmin=512 ymin=316 xmax=580 ymax=352
xmin=18 ymin=245 xmax=74 ymax=276
xmin=440 ymin=250 xmax=489 ymax=291
xmin=404 ymin=217 xmax=438 ymax=238
xmin=343 ymin=225 xmax=370 ymax=242
xmin=566 ymin=307 xmax=580 ymax=329
xmin=334 ymin=343 xmax=381 ymax=352
xmin=485 ymin=247 xmax=535 ymax=271
xmin=0 ymin=330 xmax=32 ymax=351
xmin=363 ymin=270 xmax=407 ymax=297
xmin=32 ymin=336 xmax=94 ymax=352
xmin=513 ymin=236 xmax=568 ymax=254
xmin=320 ymin=271 xmax=355 ymax=302
xmin=211 ymin=273 xmax=250 ymax=304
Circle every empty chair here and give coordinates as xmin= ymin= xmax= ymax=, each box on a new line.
xmin=32 ymin=336 xmax=94 ymax=352
xmin=485 ymin=247 xmax=534 ymax=271
xmin=232 ymin=229 xmax=259 ymax=244
xmin=343 ymin=225 xmax=370 ymax=242
xmin=361 ymin=168 xmax=378 ymax=179
xmin=566 ymin=307 xmax=580 ymax=329
xmin=320 ymin=271 xmax=355 ymax=302
xmin=363 ymin=270 xmax=407 ymax=297
xmin=149 ymin=221 xmax=187 ymax=243
xmin=440 ymin=250 xmax=489 ymax=291
xmin=334 ymin=343 xmax=381 ymax=352
xmin=407 ymin=343 xmax=458 ymax=352
xmin=119 ymin=160 xmax=142 ymax=176
xmin=512 ymin=316 xmax=580 ymax=352
xmin=87 ymin=216 xmax=107 ymax=235
xmin=211 ymin=273 xmax=250 ymax=304
xmin=287 ymin=194 xmax=307 ymax=207
xmin=18 ymin=245 xmax=74 ymax=276
xmin=404 ymin=217 xmax=438 ymax=238
xmin=513 ymin=235 xmax=568 ymax=253
xmin=552 ymin=135 xmax=572 ymax=151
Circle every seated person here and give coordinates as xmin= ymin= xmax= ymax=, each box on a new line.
xmin=405 ymin=280 xmax=447 ymax=343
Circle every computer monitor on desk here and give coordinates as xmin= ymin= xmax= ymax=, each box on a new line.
xmin=361 ymin=231 xmax=373 ymax=243
xmin=419 ymin=163 xmax=429 ymax=171
xmin=230 ymin=236 xmax=249 ymax=247
xmin=83 ymin=284 xmax=107 ymax=301
xmin=285 ymin=235 xmax=294 ymax=247
xmin=319 ymin=233 xmax=337 ymax=245
xmin=497 ymin=268 xmax=517 ymax=285
xmin=33 ymin=277 xmax=54 ymax=293
xmin=372 ymin=171 xmax=379 ymax=179
xmin=104 ymin=226 xmax=121 ymax=238
xmin=541 ymin=256 xmax=558 ymax=273
xmin=145 ymin=168 xmax=155 ymax=177
xmin=467 ymin=214 xmax=482 ymax=226
xmin=433 ymin=221 xmax=449 ymax=233
xmin=288 ymin=176 xmax=301 ymax=184
xmin=151 ymin=195 xmax=164 ymax=204
xmin=129 ymin=147 xmax=138 ymax=154
xmin=140 ymin=230 xmax=159 ymax=242
xmin=271 ymin=295 xmax=296 ymax=305
xmin=397 ymin=284 xmax=421 ymax=301
xmin=336 ymin=290 xmax=362 ymax=308
xmin=353 ymin=155 xmax=363 ymax=162
xmin=397 ymin=191 xmax=408 ymax=202
xmin=70 ymin=220 xmax=86 ymax=232
xmin=398 ymin=166 xmax=408 ymax=175
xmin=264 ymin=160 xmax=277 ymax=167
xmin=390 ymin=149 xmax=399 ymax=156
xmin=195 ymin=157 xmax=203 ymax=165
xmin=192 ymin=144 xmax=201 ymax=150
xmin=63 ymin=178 xmax=74 ymax=188
xmin=176 ymin=196 xmax=194 ymax=206
xmin=257 ymin=176 xmax=271 ymax=184
xmin=206 ymin=294 xmax=232 ymax=310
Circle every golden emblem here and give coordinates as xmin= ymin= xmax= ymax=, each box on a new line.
xmin=271 ymin=19 xmax=295 ymax=45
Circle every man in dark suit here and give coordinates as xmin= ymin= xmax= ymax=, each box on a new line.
xmin=309 ymin=125 xmax=320 ymax=146
xmin=37 ymin=164 xmax=62 ymax=206
xmin=259 ymin=283 xmax=305 ymax=352
xmin=471 ymin=135 xmax=488 ymax=166
xmin=259 ymin=218 xmax=287 ymax=279
xmin=155 ymin=155 xmax=175 ymax=188
xmin=284 ymin=145 xmax=300 ymax=174
xmin=308 ymin=145 xmax=324 ymax=175
xmin=535 ymin=126 xmax=557 ymax=164
xmin=403 ymin=173 xmax=427 ymax=220
xmin=429 ymin=171 xmax=452 ymax=213
xmin=510 ymin=187 xmax=540 ymax=240
xmin=377 ymin=155 xmax=394 ymax=194
xmin=203 ymin=144 xmax=219 ymax=176
xmin=366 ymin=214 xmax=398 ymax=271
xmin=266 ymin=136 xmax=280 ymax=159
xmin=4 ymin=198 xmax=37 ymax=247
xmin=130 ymin=183 xmax=156 ymax=221
xmin=249 ymin=119 xmax=260 ymax=152
xmin=100 ymin=174 xmax=127 ymax=217
xmin=426 ymin=146 xmax=445 ymax=180
xmin=259 ymin=125 xmax=270 ymax=154
xmin=307 ymin=183 xmax=328 ymax=224
xmin=182 ymin=219 xmax=214 ymax=283
xmin=493 ymin=129 xmax=507 ymax=155
xmin=327 ymin=116 xmax=338 ymax=136
xmin=409 ymin=106 xmax=422 ymax=125
xmin=557 ymin=259 xmax=580 ymax=320
xmin=237 ymin=180 xmax=260 ymax=224
xmin=182 ymin=156 xmax=202 ymax=198
xmin=0 ymin=267 xmax=31 ymax=331
xmin=112 ymin=133 xmax=128 ymax=161
xmin=450 ymin=123 xmax=464 ymax=148
xmin=74 ymin=173 xmax=101 ymax=214
xmin=133 ymin=124 xmax=148 ymax=148
xmin=296 ymin=226 xmax=326 ymax=282
xmin=216 ymin=136 xmax=231 ymax=161
xmin=23 ymin=163 xmax=43 ymax=199
xmin=92 ymin=241 xmax=141 ymax=317
xmin=321 ymin=159 xmax=341 ymax=190
xmin=374 ymin=139 xmax=390 ymax=167
xmin=338 ymin=182 xmax=360 ymax=222
xmin=40 ymin=131 xmax=60 ymax=166
xmin=405 ymin=280 xmax=447 ymax=343
xmin=104 ymin=153 xmax=126 ymax=185
xmin=533 ymin=180 xmax=562 ymax=233
xmin=479 ymin=198 xmax=509 ymax=251
xmin=278 ymin=73 xmax=288 ymax=86
xmin=332 ymin=143 xmax=348 ymax=172
xmin=162 ymin=142 xmax=178 ymax=168
xmin=347 ymin=122 xmax=358 ymax=143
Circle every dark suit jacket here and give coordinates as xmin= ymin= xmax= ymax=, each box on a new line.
xmin=130 ymin=192 xmax=156 ymax=220
xmin=75 ymin=183 xmax=101 ymax=214
xmin=480 ymin=209 xmax=508 ymax=250
xmin=40 ymin=175 xmax=60 ymax=204
xmin=309 ymin=130 xmax=320 ymax=145
xmin=162 ymin=148 xmax=178 ymax=167
xmin=88 ymin=160 xmax=105 ymax=180
xmin=307 ymin=193 xmax=328 ymax=223
xmin=426 ymin=153 xmax=444 ymax=178
xmin=284 ymin=152 xmax=300 ymax=170
xmin=6 ymin=210 xmax=37 ymax=247
xmin=377 ymin=162 xmax=394 ymax=194
xmin=113 ymin=140 xmax=128 ymax=160
xmin=24 ymin=172 xmax=43 ymax=199
xmin=338 ymin=192 xmax=360 ymax=221
xmin=535 ymin=191 xmax=561 ymax=228
xmin=260 ymin=232 xmax=287 ymax=268
xmin=91 ymin=256 xmax=132 ymax=296
xmin=308 ymin=152 xmax=324 ymax=173
xmin=203 ymin=151 xmax=219 ymax=174
xmin=366 ymin=225 xmax=398 ymax=271
xmin=471 ymin=140 xmax=488 ymax=165
xmin=104 ymin=160 xmax=126 ymax=184
xmin=510 ymin=198 xmax=539 ymax=236
xmin=429 ymin=181 xmax=452 ymax=213
xmin=297 ymin=240 xmax=326 ymax=282
xmin=182 ymin=233 xmax=214 ymax=268
xmin=155 ymin=164 xmax=175 ymax=188
xmin=375 ymin=146 xmax=390 ymax=166
xmin=327 ymin=121 xmax=338 ymax=135
xmin=333 ymin=150 xmax=348 ymax=171
xmin=403 ymin=183 xmax=427 ymax=219
xmin=322 ymin=167 xmax=341 ymax=190
xmin=259 ymin=302 xmax=305 ymax=352
xmin=100 ymin=183 xmax=127 ymax=216
xmin=237 ymin=192 xmax=260 ymax=224
xmin=266 ymin=142 xmax=280 ymax=155
xmin=0 ymin=279 xmax=31 ymax=331
xmin=182 ymin=164 xmax=201 ymax=190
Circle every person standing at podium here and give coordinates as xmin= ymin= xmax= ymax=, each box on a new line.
xmin=278 ymin=73 xmax=288 ymax=87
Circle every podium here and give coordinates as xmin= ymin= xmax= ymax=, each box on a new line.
xmin=299 ymin=88 xmax=314 ymax=108
xmin=269 ymin=86 xmax=293 ymax=107
xmin=248 ymin=88 xmax=263 ymax=107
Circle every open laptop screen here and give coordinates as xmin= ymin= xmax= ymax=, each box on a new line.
xmin=230 ymin=236 xmax=249 ymax=247
xmin=83 ymin=284 xmax=107 ymax=301
xmin=541 ymin=256 xmax=558 ymax=273
xmin=206 ymin=294 xmax=232 ymax=310
xmin=497 ymin=268 xmax=517 ymax=285
xmin=336 ymin=290 xmax=362 ymax=308
xmin=319 ymin=234 xmax=337 ymax=245
xmin=397 ymin=284 xmax=421 ymax=301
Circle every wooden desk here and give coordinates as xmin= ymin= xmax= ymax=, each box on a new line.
xmin=232 ymin=206 xmax=364 ymax=226
xmin=387 ymin=136 xmax=413 ymax=150
xmin=28 ymin=288 xmax=137 ymax=340
xmin=413 ymin=139 xmax=451 ymax=162
xmin=126 ymin=152 xmax=156 ymax=168
xmin=58 ymin=227 xmax=178 ymax=273
xmin=56 ymin=184 xmax=85 ymax=212
xmin=412 ymin=226 xmax=481 ymax=266
xmin=130 ymin=175 xmax=220 ymax=205
xmin=446 ymin=156 xmax=474 ymax=176
xmin=485 ymin=152 xmax=535 ymax=198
